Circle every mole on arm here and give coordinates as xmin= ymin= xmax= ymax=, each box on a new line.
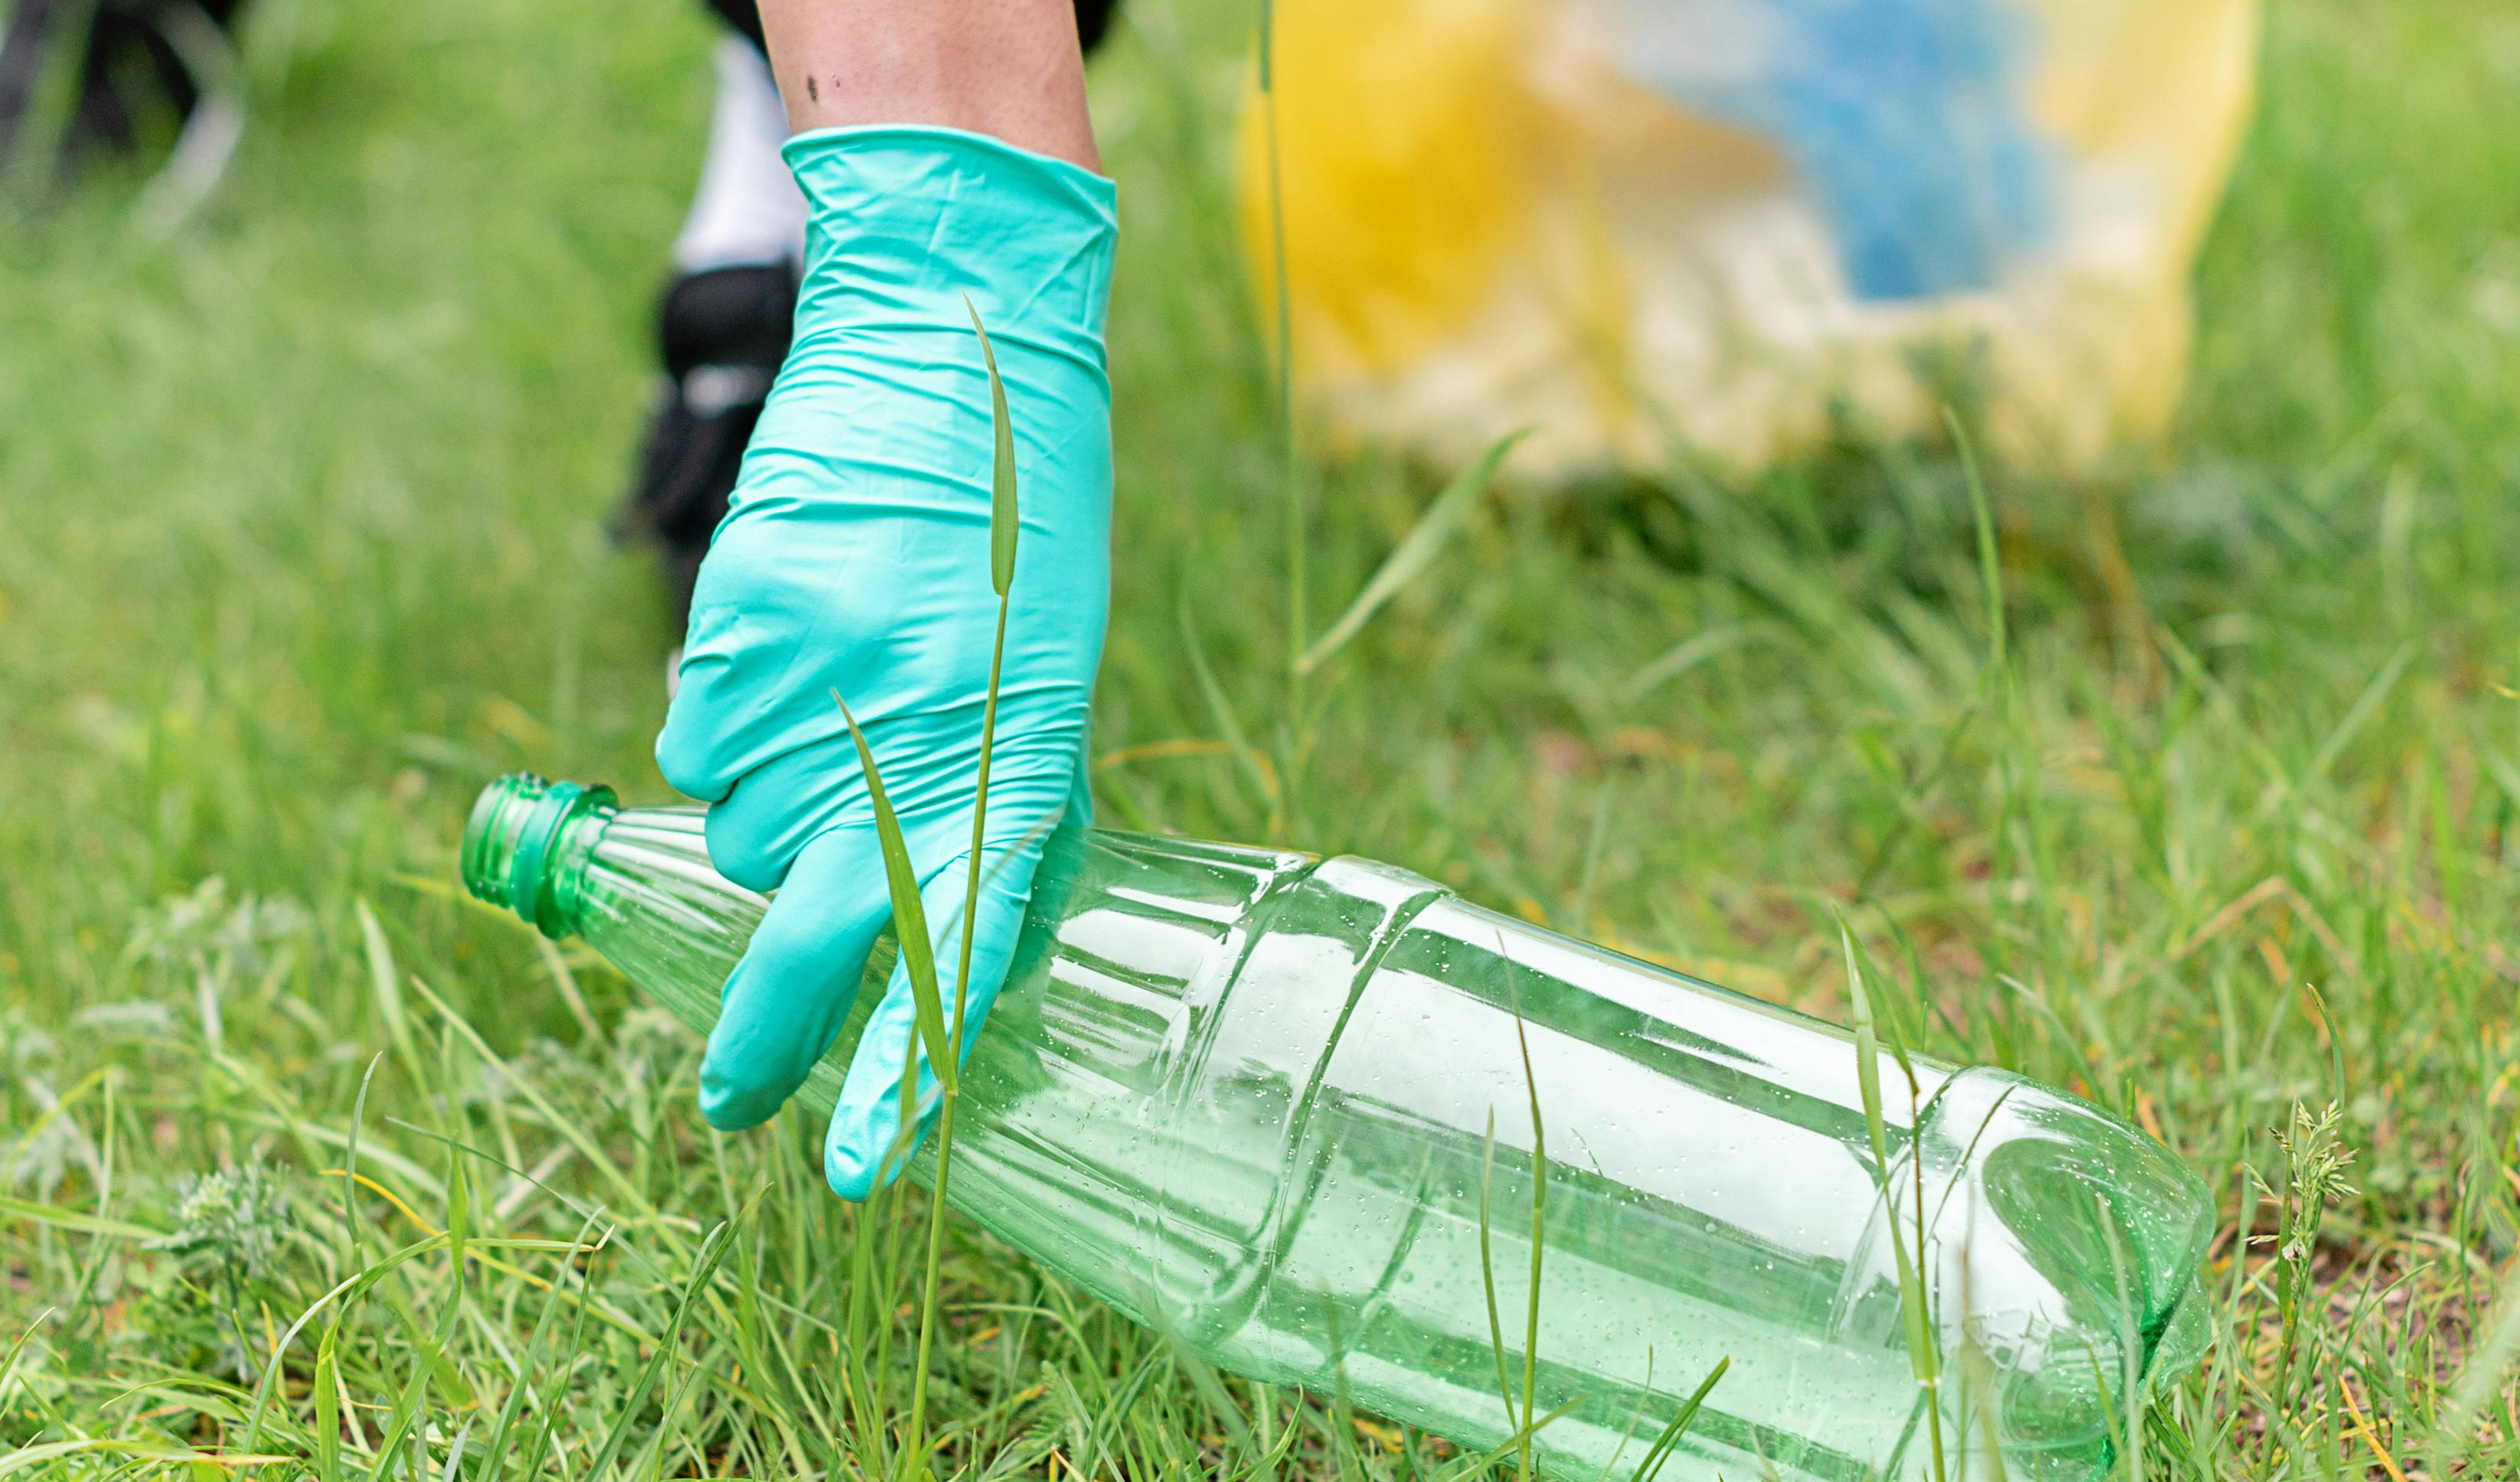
xmin=805 ymin=74 xmax=820 ymax=102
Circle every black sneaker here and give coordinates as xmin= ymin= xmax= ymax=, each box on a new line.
xmin=614 ymin=262 xmax=797 ymax=630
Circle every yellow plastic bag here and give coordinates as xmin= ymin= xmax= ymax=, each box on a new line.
xmin=1238 ymin=0 xmax=2259 ymax=479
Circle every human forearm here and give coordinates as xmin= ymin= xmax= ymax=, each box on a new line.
xmin=753 ymin=0 xmax=1097 ymax=170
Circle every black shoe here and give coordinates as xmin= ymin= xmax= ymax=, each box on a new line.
xmin=615 ymin=262 xmax=797 ymax=629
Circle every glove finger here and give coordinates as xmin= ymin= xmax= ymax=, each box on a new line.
xmin=1064 ymin=741 xmax=1094 ymax=833
xmin=699 ymin=826 xmax=891 ymax=1132
xmin=823 ymin=835 xmax=1051 ymax=1200
xmin=696 ymin=741 xmax=864 ymax=894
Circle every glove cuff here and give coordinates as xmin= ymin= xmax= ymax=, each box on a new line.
xmin=779 ymin=125 xmax=1120 ymax=379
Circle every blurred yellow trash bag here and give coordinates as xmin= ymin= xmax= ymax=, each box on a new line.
xmin=1239 ymin=0 xmax=2259 ymax=480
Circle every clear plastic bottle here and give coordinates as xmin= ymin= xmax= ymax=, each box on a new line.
xmin=464 ymin=774 xmax=2212 ymax=1481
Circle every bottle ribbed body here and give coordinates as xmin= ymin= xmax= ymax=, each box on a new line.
xmin=463 ymin=776 xmax=2212 ymax=1482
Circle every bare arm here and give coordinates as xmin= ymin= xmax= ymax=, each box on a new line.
xmin=754 ymin=0 xmax=1098 ymax=171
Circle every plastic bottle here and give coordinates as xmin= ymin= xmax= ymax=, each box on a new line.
xmin=463 ymin=774 xmax=2212 ymax=1482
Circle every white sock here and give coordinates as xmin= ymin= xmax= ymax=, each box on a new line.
xmin=672 ymin=37 xmax=807 ymax=273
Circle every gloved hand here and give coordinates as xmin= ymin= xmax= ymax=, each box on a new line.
xmin=656 ymin=125 xmax=1117 ymax=1200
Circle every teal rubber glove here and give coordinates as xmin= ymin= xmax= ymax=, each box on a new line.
xmin=654 ymin=126 xmax=1117 ymax=1200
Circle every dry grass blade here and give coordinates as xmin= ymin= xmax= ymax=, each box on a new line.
xmin=1299 ymin=430 xmax=1526 ymax=675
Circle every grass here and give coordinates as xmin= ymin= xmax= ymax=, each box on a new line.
xmin=6 ymin=0 xmax=2520 ymax=1476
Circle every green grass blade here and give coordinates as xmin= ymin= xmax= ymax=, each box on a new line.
xmin=1299 ymin=430 xmax=1526 ymax=675
xmin=1077 ymin=1348 xmax=1169 ymax=1481
xmin=1477 ymin=1109 xmax=1517 ymax=1435
xmin=833 ymin=689 xmax=954 ymax=1090
xmin=1178 ymin=581 xmax=1281 ymax=828
xmin=1845 ymin=922 xmax=1935 ymax=1386
xmin=1512 ymin=1008 xmax=1546 ymax=1482
xmin=403 ymin=978 xmax=654 ymax=1217
xmin=311 ymin=1327 xmax=341 ymax=1482
xmin=0 ymin=1196 xmax=159 ymax=1240
xmin=1424 ymin=1393 xmax=1589 ymax=1482
xmin=963 ymin=295 xmax=1019 ymax=596
xmin=481 ymin=1213 xmax=601 ymax=1479
xmin=514 ymin=1254 xmax=599 ymax=1482
xmin=1944 ymin=407 xmax=2003 ymax=675
xmin=442 ymin=1140 xmax=467 ymax=1296
xmin=355 ymin=898 xmax=422 ymax=1084
xmin=0 ymin=1309 xmax=52 ymax=1416
xmin=434 ymin=1419 xmax=473 ymax=1482
xmin=1620 ymin=622 xmax=1767 ymax=703
xmin=2432 ymin=1255 xmax=2520 ymax=1468
xmin=362 ymin=1314 xmax=441 ymax=1482
xmin=1632 ymin=1356 xmax=1729 ymax=1482
xmin=1257 ymin=0 xmax=1304 ymax=707
xmin=2310 ymin=640 xmax=2414 ymax=778
xmin=582 ymin=1217 xmax=739 ymax=1481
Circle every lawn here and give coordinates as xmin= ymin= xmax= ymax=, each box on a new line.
xmin=5 ymin=0 xmax=2520 ymax=1477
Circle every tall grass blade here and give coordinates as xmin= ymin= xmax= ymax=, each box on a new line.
xmin=0 ymin=1196 xmax=157 ymax=1240
xmin=1477 ymin=1109 xmax=1516 ymax=1435
xmin=1512 ymin=1010 xmax=1546 ymax=1482
xmin=1077 ymin=1348 xmax=1170 ymax=1480
xmin=833 ymin=689 xmax=953 ymax=1086
xmin=0 ymin=1310 xmax=51 ymax=1416
xmin=1141 ymin=1298 xmax=1261 ymax=1461
xmin=963 ymin=295 xmax=1019 ymax=596
xmin=2310 ymin=641 xmax=2414 ymax=778
xmin=1178 ymin=582 xmax=1281 ymax=827
xmin=1299 ymin=430 xmax=1526 ymax=674
xmin=363 ymin=1314 xmax=442 ymax=1482
xmin=1631 ymin=1357 xmax=1729 ymax=1482
xmin=310 ymin=1327 xmax=341 ymax=1482
xmin=908 ymin=298 xmax=1024 ymax=1482
xmin=355 ymin=899 xmax=420 ymax=1081
xmin=1257 ymin=0 xmax=1303 ymax=699
xmin=1844 ymin=920 xmax=1944 ymax=1477
xmin=515 ymin=1251 xmax=598 ymax=1482
xmin=2098 ymin=1191 xmax=2145 ymax=1482
xmin=1944 ymin=408 xmax=2003 ymax=674
xmin=1425 ymin=1396 xmax=1589 ymax=1482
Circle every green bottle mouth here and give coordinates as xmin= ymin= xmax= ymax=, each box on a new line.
xmin=461 ymin=773 xmax=618 ymax=938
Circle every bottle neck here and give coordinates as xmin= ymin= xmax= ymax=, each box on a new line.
xmin=461 ymin=774 xmax=620 ymax=939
